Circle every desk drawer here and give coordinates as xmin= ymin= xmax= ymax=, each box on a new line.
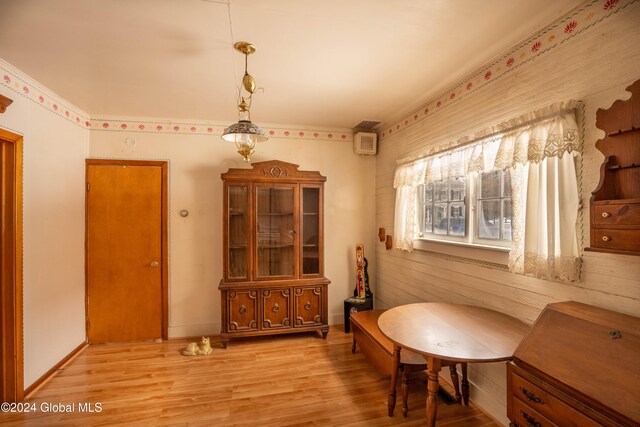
xmin=511 ymin=371 xmax=601 ymax=427
xmin=593 ymin=229 xmax=640 ymax=251
xmin=512 ymin=397 xmax=558 ymax=427
xmin=593 ymin=203 xmax=640 ymax=226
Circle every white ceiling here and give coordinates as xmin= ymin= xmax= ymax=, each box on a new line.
xmin=0 ymin=0 xmax=585 ymax=129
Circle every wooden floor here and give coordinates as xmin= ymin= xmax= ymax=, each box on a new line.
xmin=3 ymin=326 xmax=498 ymax=426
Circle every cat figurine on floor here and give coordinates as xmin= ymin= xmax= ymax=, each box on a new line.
xmin=181 ymin=336 xmax=213 ymax=356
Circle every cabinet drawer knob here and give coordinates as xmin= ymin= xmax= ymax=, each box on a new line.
xmin=304 ymin=301 xmax=312 ymax=310
xmin=601 ymin=212 xmax=610 ymax=218
xmin=602 ymin=235 xmax=611 ymax=242
xmin=519 ymin=386 xmax=544 ymax=404
xmin=520 ymin=410 xmax=542 ymax=427
xmin=239 ymin=305 xmax=247 ymax=314
xmin=273 ymin=302 xmax=280 ymax=312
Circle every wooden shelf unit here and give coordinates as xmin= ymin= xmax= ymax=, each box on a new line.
xmin=219 ymin=160 xmax=329 ymax=347
xmin=588 ymin=79 xmax=640 ymax=255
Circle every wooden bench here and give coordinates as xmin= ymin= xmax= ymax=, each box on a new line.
xmin=350 ymin=309 xmax=468 ymax=416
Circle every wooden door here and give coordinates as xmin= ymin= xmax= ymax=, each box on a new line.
xmin=86 ymin=160 xmax=167 ymax=343
xmin=0 ymin=129 xmax=23 ymax=402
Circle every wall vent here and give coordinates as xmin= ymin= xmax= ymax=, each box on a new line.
xmin=353 ymin=132 xmax=377 ymax=155
xmin=354 ymin=120 xmax=381 ymax=130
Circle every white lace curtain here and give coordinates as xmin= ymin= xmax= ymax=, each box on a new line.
xmin=393 ymin=100 xmax=582 ymax=282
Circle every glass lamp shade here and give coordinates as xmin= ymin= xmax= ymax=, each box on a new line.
xmin=221 ymin=120 xmax=268 ymax=162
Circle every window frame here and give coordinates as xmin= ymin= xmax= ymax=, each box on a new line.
xmin=473 ymin=170 xmax=512 ymax=249
xmin=416 ymin=171 xmax=512 ymax=253
xmin=417 ymin=178 xmax=468 ymax=244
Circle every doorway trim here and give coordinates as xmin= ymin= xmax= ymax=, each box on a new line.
xmin=0 ymin=128 xmax=24 ymax=402
xmin=85 ymin=159 xmax=169 ymax=340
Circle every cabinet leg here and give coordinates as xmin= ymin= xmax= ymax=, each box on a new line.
xmin=221 ymin=339 xmax=229 ymax=349
xmin=321 ymin=327 xmax=329 ymax=339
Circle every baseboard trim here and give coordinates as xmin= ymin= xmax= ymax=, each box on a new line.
xmin=24 ymin=341 xmax=88 ymax=398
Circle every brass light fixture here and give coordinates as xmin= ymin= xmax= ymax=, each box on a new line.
xmin=221 ymin=41 xmax=268 ymax=162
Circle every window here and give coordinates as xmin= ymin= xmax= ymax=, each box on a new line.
xmin=476 ymin=170 xmax=512 ymax=242
xmin=393 ymin=101 xmax=581 ymax=280
xmin=417 ymin=170 xmax=512 ymax=247
xmin=418 ymin=178 xmax=466 ymax=238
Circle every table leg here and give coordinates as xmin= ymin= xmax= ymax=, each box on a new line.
xmin=449 ymin=364 xmax=461 ymax=404
xmin=388 ymin=344 xmax=401 ymax=417
xmin=461 ymin=362 xmax=469 ymax=406
xmin=426 ymin=356 xmax=442 ymax=427
xmin=401 ymin=364 xmax=409 ymax=417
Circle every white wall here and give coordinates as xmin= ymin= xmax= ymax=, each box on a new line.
xmin=2 ymin=53 xmax=376 ymax=388
xmin=89 ymin=123 xmax=376 ymax=337
xmin=0 ymin=60 xmax=89 ymax=388
xmin=375 ymin=2 xmax=640 ymax=425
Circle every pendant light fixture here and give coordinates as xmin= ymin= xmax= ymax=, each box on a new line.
xmin=221 ymin=41 xmax=267 ymax=162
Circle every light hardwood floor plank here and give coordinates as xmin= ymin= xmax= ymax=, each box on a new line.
xmin=2 ymin=328 xmax=498 ymax=426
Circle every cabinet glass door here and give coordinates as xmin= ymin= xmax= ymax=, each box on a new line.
xmin=227 ymin=185 xmax=249 ymax=280
xmin=256 ymin=185 xmax=295 ymax=278
xmin=301 ymin=186 xmax=321 ymax=275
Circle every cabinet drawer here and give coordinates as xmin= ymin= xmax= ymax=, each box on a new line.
xmin=593 ymin=203 xmax=640 ymax=226
xmin=511 ymin=372 xmax=601 ymax=427
xmin=512 ymin=397 xmax=558 ymax=427
xmin=294 ymin=286 xmax=323 ymax=327
xmin=593 ymin=228 xmax=640 ymax=251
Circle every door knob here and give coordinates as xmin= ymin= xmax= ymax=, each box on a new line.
xmin=150 ymin=261 xmax=159 ymax=267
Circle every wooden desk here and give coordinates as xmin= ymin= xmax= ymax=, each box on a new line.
xmin=378 ymin=303 xmax=529 ymax=426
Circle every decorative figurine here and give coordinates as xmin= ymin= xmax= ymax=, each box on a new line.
xmin=355 ymin=243 xmax=365 ymax=298
xmin=181 ymin=337 xmax=213 ymax=356
xmin=344 ymin=244 xmax=374 ymax=332
xmin=353 ymin=244 xmax=372 ymax=299
xmin=363 ymin=257 xmax=372 ymax=298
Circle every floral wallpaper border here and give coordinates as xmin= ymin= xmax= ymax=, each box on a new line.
xmin=89 ymin=118 xmax=353 ymax=142
xmin=2 ymin=0 xmax=634 ymax=142
xmin=0 ymin=60 xmax=352 ymax=142
xmin=379 ymin=0 xmax=636 ymax=140
xmin=1 ymin=60 xmax=90 ymax=127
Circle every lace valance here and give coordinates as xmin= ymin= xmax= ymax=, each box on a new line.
xmin=394 ymin=100 xmax=580 ymax=188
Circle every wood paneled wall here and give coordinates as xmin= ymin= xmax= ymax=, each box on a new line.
xmin=374 ymin=4 xmax=640 ymax=425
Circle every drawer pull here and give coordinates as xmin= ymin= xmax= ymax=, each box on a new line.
xmin=520 ymin=410 xmax=542 ymax=427
xmin=602 ymin=235 xmax=611 ymax=242
xmin=239 ymin=305 xmax=247 ymax=314
xmin=304 ymin=301 xmax=312 ymax=310
xmin=273 ymin=302 xmax=280 ymax=313
xmin=601 ymin=212 xmax=610 ymax=218
xmin=519 ymin=386 xmax=544 ymax=404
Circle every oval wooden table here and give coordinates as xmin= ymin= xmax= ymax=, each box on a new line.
xmin=378 ymin=303 xmax=529 ymax=426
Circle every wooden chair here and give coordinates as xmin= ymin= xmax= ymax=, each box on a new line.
xmin=350 ymin=309 xmax=468 ymax=416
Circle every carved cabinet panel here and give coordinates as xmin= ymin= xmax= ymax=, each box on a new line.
xmin=261 ymin=289 xmax=291 ymax=329
xmin=219 ymin=161 xmax=330 ymax=347
xmin=227 ymin=290 xmax=258 ymax=332
xmin=294 ymin=287 xmax=323 ymax=327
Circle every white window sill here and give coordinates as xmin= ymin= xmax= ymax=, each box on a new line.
xmin=414 ymin=237 xmax=509 ymax=267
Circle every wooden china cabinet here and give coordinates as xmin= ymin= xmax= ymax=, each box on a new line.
xmin=219 ymin=160 xmax=330 ymax=347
